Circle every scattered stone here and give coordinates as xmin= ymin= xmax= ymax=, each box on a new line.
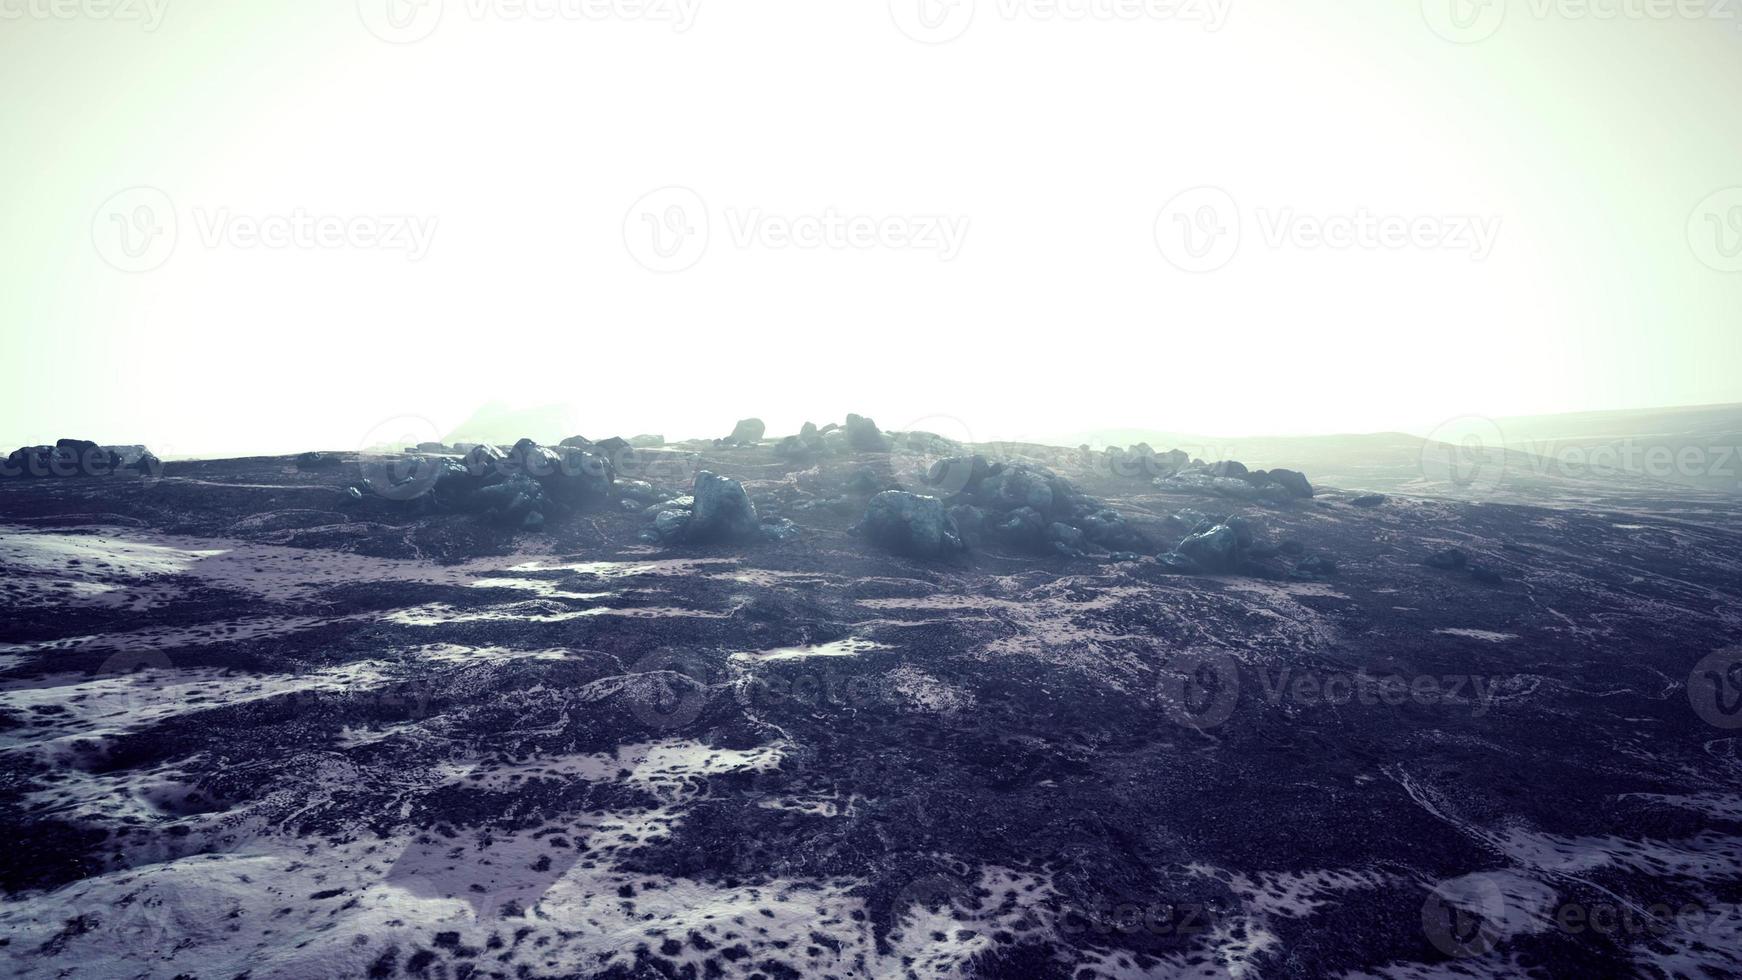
xmin=296 ymin=451 xmax=340 ymax=470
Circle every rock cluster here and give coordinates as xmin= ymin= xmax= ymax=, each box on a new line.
xmin=3 ymin=439 xmax=155 ymax=478
xmin=854 ymin=491 xmax=965 ymax=559
xmin=853 ymin=454 xmax=1148 ymax=560
xmin=410 ymin=439 xmax=616 ymax=529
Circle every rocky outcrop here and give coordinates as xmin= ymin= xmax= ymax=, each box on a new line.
xmin=3 ymin=440 xmax=128 ymax=478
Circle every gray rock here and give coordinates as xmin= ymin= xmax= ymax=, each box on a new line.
xmin=1351 ymin=494 xmax=1388 ymax=508
xmin=926 ymin=455 xmax=992 ymax=496
xmin=761 ymin=518 xmax=802 ymax=543
xmin=653 ymin=508 xmax=693 ymax=541
xmin=994 ymin=506 xmax=1048 ymax=549
xmin=857 ymin=491 xmax=964 ymax=559
xmin=1178 ymin=524 xmax=1241 ymax=572
xmin=688 ymin=471 xmax=760 ymax=542
xmin=629 ymin=434 xmax=665 ymax=448
xmin=845 ymin=414 xmax=891 ymax=452
xmin=990 ymin=468 xmax=1055 ymax=516
xmin=1264 ymin=468 xmax=1315 ymax=499
xmin=724 ymin=418 xmax=766 ymax=446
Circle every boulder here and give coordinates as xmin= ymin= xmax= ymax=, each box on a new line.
xmin=470 ymin=473 xmax=547 ymax=529
xmin=125 ymin=451 xmax=163 ymax=477
xmin=296 ymin=451 xmax=340 ymax=470
xmin=761 ymin=518 xmax=802 ymax=543
xmin=508 ymin=439 xmax=563 ymax=478
xmin=926 ymin=455 xmax=995 ymax=496
xmin=1078 ymin=509 xmax=1145 ymax=552
xmin=629 ymin=434 xmax=665 ymax=448
xmin=1178 ymin=524 xmax=1241 ymax=572
xmin=1469 ymin=565 xmax=1504 ymax=585
xmin=463 ymin=444 xmax=507 ymax=477
xmin=993 ymin=506 xmax=1048 ymax=549
xmin=548 ymin=447 xmax=614 ymax=503
xmin=1264 ymin=468 xmax=1314 ymax=499
xmin=723 ymin=418 xmax=766 ymax=447
xmin=1048 ymin=522 xmax=1088 ymax=557
xmin=688 ymin=471 xmax=761 ymax=542
xmin=653 ymin=508 xmax=693 ymax=542
xmin=560 ymin=435 xmax=595 ymax=449
xmin=594 ymin=437 xmax=632 ymax=455
xmin=856 ymin=491 xmax=964 ymax=559
xmin=845 ymin=414 xmax=891 ymax=452
xmin=1351 ymin=494 xmax=1388 ymax=508
xmin=989 ymin=467 xmax=1055 ymax=516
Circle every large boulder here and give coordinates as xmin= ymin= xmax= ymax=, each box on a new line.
xmin=845 ymin=414 xmax=891 ymax=451
xmin=723 ymin=419 xmax=766 ymax=447
xmin=688 ymin=471 xmax=761 ymax=542
xmin=988 ymin=467 xmax=1056 ymax=516
xmin=548 ymin=447 xmax=615 ymax=503
xmin=856 ymin=491 xmax=964 ymax=559
xmin=1177 ymin=524 xmax=1241 ymax=573
xmin=1263 ymin=468 xmax=1314 ymax=499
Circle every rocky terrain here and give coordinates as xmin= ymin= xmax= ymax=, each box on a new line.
xmin=2 ymin=418 xmax=1741 ymax=978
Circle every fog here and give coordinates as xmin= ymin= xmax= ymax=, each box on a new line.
xmin=3 ymin=0 xmax=1740 ymax=456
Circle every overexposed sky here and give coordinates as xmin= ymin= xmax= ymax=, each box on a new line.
xmin=2 ymin=0 xmax=1739 ymax=456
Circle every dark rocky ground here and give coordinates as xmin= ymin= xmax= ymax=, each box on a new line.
xmin=2 ymin=437 xmax=1741 ymax=978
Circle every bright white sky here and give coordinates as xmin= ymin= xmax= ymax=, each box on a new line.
xmin=2 ymin=0 xmax=1739 ymax=456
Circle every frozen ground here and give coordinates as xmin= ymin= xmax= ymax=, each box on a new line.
xmin=2 ymin=445 xmax=1740 ymax=978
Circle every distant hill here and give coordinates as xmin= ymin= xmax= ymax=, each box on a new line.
xmin=1057 ymin=403 xmax=1742 ymax=504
